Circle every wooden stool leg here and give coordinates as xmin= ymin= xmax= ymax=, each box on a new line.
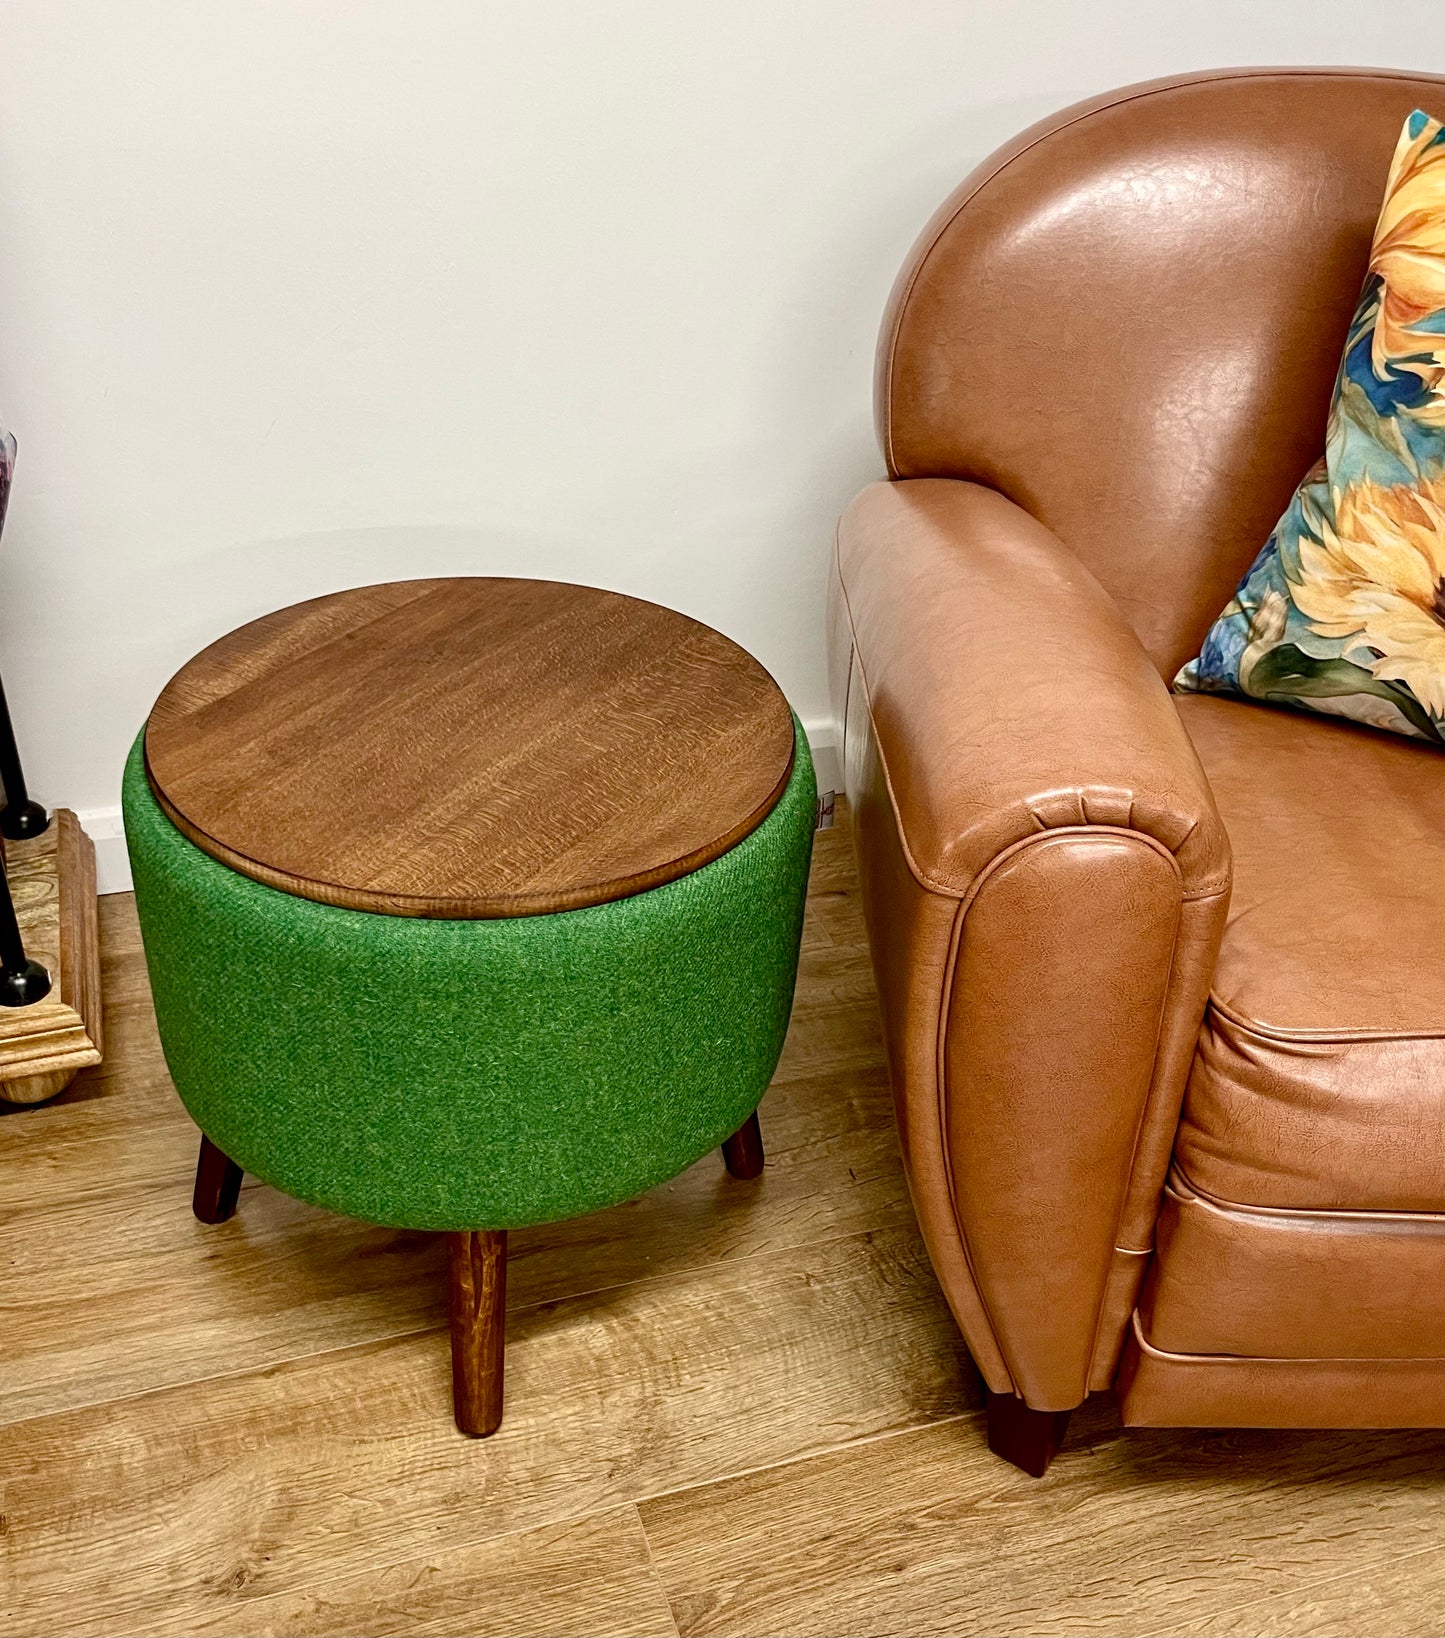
xmin=192 ymin=1134 xmax=243 ymax=1224
xmin=449 ymin=1229 xmax=507 ymax=1437
xmin=986 ymin=1390 xmax=1072 ymax=1477
xmin=721 ymin=1110 xmax=765 ymax=1180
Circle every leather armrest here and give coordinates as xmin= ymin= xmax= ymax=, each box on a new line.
xmin=832 ymin=477 xmax=1232 ymax=1412
xmin=835 ymin=477 xmax=1230 ymax=901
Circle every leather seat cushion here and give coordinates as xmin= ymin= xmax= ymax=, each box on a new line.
xmin=1174 ymin=694 xmax=1445 ymax=1212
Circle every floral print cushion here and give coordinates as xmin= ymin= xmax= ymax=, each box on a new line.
xmin=1176 ymin=109 xmax=1445 ymax=744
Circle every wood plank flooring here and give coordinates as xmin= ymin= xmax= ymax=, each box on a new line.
xmin=3 ymin=806 xmax=1444 ymax=1636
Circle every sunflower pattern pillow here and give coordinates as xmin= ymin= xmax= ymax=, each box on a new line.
xmin=1176 ymin=109 xmax=1445 ymax=744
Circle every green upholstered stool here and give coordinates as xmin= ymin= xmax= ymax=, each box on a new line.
xmin=125 ymin=577 xmax=814 ymax=1436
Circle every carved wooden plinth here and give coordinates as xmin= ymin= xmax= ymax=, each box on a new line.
xmin=0 ymin=809 xmax=103 ymax=1105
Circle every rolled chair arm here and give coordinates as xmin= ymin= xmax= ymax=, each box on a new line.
xmin=831 ymin=478 xmax=1231 ymax=1410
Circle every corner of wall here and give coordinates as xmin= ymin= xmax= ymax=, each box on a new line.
xmin=803 ymin=719 xmax=842 ymax=802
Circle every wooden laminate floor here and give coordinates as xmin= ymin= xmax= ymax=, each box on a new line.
xmin=3 ymin=807 xmax=1444 ymax=1637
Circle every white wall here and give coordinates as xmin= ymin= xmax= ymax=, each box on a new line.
xmin=1 ymin=1 xmax=1443 ymax=883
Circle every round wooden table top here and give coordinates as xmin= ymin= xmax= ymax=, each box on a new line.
xmin=144 ymin=577 xmax=796 ymax=919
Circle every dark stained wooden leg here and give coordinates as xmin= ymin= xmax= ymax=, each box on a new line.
xmin=986 ymin=1389 xmax=1072 ymax=1477
xmin=192 ymin=1134 xmax=243 ymax=1224
xmin=721 ymin=1110 xmax=764 ymax=1180
xmin=449 ymin=1229 xmax=507 ymax=1437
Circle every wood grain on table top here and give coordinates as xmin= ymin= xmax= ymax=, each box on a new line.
xmin=143 ymin=577 xmax=795 ymax=918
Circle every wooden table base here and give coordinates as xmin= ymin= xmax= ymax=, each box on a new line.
xmin=193 ymin=1135 xmax=244 ymax=1224
xmin=189 ymin=1110 xmax=768 ymax=1438
xmin=449 ymin=1229 xmax=508 ymax=1438
xmin=721 ymin=1111 xmax=765 ymax=1180
xmin=0 ymin=809 xmax=103 ymax=1106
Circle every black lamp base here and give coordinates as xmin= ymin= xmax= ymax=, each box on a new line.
xmin=0 ymin=800 xmax=49 ymax=840
xmin=0 ymin=959 xmax=51 ymax=1006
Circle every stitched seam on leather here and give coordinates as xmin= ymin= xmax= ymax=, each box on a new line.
xmin=880 ymin=66 xmax=1442 ymax=473
xmin=1129 ymin=1310 xmax=1445 ymax=1367
xmin=934 ymin=887 xmax=1017 ymax=1393
xmin=842 ymin=526 xmax=1229 ymax=1379
xmin=1081 ymin=850 xmax=1186 ymax=1375
xmin=1169 ymin=1164 xmax=1445 ymax=1226
xmin=1110 ymin=883 xmax=1229 ymax=1246
xmin=943 ymin=830 xmax=1183 ymax=1400
xmin=951 ymin=825 xmax=1186 ymax=919
xmin=1206 ymin=989 xmax=1445 ymax=1046
xmin=840 ymin=570 xmax=1222 ymax=897
xmin=835 ymin=507 xmax=1230 ymax=901
xmin=832 ymin=540 xmax=959 ymax=898
xmin=835 ymin=517 xmax=1019 ymax=1389
xmin=1102 ymin=883 xmax=1180 ymax=1250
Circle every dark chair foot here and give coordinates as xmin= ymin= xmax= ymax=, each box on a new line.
xmin=721 ymin=1110 xmax=764 ymax=1180
xmin=449 ymin=1229 xmax=507 ymax=1437
xmin=986 ymin=1390 xmax=1072 ymax=1477
xmin=192 ymin=1134 xmax=244 ymax=1224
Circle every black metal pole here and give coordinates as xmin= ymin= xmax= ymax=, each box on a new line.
xmin=0 ymin=850 xmax=49 ymax=1005
xmin=0 ymin=670 xmax=47 ymax=840
xmin=0 ymin=424 xmax=52 ymax=1001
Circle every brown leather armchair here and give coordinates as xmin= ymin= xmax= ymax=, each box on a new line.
xmin=829 ymin=67 xmax=1445 ymax=1476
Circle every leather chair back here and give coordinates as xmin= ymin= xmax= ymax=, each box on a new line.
xmin=878 ymin=67 xmax=1445 ymax=678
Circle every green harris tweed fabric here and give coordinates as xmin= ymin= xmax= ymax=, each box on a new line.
xmin=122 ymin=724 xmax=815 ymax=1231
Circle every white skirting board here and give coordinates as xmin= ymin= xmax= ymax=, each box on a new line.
xmin=75 ymin=720 xmax=844 ymax=897
xmin=805 ymin=721 xmax=842 ymax=814
xmin=73 ymin=805 xmax=131 ymax=896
